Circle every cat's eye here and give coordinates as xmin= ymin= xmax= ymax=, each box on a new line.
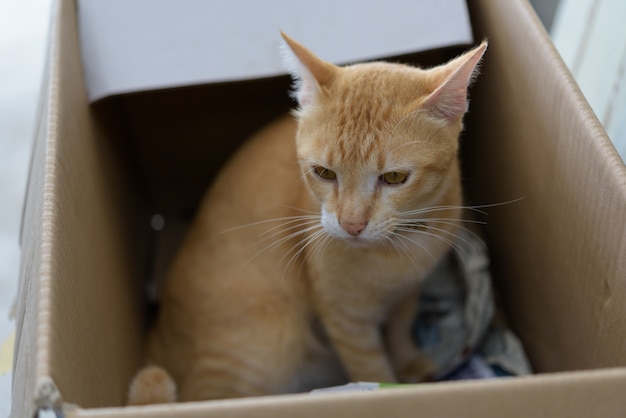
xmin=380 ymin=171 xmax=409 ymax=185
xmin=313 ymin=166 xmax=337 ymax=180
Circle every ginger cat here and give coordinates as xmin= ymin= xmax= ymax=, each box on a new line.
xmin=128 ymin=33 xmax=487 ymax=404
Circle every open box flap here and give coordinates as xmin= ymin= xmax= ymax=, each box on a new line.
xmin=77 ymin=0 xmax=473 ymax=102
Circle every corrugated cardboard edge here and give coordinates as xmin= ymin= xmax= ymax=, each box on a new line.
xmin=12 ymin=0 xmax=64 ymax=416
xmin=13 ymin=0 xmax=148 ymax=412
xmin=63 ymin=369 xmax=626 ymax=418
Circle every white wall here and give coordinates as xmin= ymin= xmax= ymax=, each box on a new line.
xmin=551 ymin=0 xmax=626 ymax=161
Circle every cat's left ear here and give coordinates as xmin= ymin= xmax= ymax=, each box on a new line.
xmin=423 ymin=40 xmax=488 ymax=123
xmin=280 ymin=32 xmax=338 ymax=107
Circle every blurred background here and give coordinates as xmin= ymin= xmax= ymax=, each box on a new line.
xmin=1 ymin=0 xmax=52 ymax=415
xmin=0 ymin=0 xmax=624 ymax=415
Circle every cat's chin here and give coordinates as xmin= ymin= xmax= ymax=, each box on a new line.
xmin=340 ymin=236 xmax=374 ymax=248
xmin=332 ymin=232 xmax=386 ymax=249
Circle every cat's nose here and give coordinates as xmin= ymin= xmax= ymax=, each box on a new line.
xmin=340 ymin=220 xmax=368 ymax=236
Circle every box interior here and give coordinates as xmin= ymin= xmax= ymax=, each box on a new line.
xmin=14 ymin=0 xmax=626 ymax=415
xmin=69 ymin=50 xmax=454 ymax=408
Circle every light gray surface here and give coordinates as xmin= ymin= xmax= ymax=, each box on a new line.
xmin=0 ymin=0 xmax=52 ymax=415
xmin=78 ymin=0 xmax=472 ymax=102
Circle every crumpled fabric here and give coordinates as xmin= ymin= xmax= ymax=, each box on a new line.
xmin=413 ymin=228 xmax=532 ymax=380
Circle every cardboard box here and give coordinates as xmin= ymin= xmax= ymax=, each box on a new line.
xmin=13 ymin=0 xmax=626 ymax=416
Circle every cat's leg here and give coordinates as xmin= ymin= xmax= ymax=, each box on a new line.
xmin=178 ymin=365 xmax=273 ymax=400
xmin=314 ymin=302 xmax=397 ymax=383
xmin=171 ymin=305 xmax=323 ymax=400
xmin=384 ymin=294 xmax=437 ymax=383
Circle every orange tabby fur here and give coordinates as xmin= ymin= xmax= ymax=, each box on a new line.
xmin=128 ymin=34 xmax=487 ymax=403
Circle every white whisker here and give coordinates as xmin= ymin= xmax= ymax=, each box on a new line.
xmin=424 ymin=217 xmax=486 ymax=225
xmin=281 ymin=227 xmax=327 ymax=282
xmin=384 ymin=233 xmax=418 ymax=269
xmin=395 ymin=226 xmax=462 ymax=258
xmin=278 ymin=205 xmax=320 ymax=215
xmin=401 ymin=224 xmax=471 ymax=262
xmin=220 ymin=214 xmax=320 ymax=234
xmin=243 ymin=222 xmax=321 ymax=267
xmin=401 ymin=205 xmax=485 ymax=217
xmin=389 ymin=230 xmax=437 ymax=263
xmin=297 ymin=166 xmax=316 ymax=186
xmin=305 ymin=230 xmax=333 ymax=264
xmin=400 ymin=198 xmax=524 ymax=219
xmin=259 ymin=218 xmax=321 ymax=239
xmin=280 ymin=227 xmax=325 ymax=266
xmin=423 ymin=219 xmax=486 ymax=248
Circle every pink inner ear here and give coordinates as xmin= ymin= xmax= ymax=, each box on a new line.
xmin=424 ymin=81 xmax=470 ymax=121
xmin=424 ymin=43 xmax=487 ymax=122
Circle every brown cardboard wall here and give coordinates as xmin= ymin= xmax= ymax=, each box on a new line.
xmin=465 ymin=0 xmax=626 ymax=372
xmin=13 ymin=0 xmax=150 ymax=414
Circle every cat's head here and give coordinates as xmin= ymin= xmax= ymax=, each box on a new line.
xmin=281 ymin=33 xmax=486 ymax=246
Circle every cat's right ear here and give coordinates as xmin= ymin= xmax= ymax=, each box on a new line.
xmin=280 ymin=32 xmax=338 ymax=107
xmin=421 ymin=41 xmax=488 ymax=123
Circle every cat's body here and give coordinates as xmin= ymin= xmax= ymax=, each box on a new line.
xmin=128 ymin=34 xmax=486 ymax=404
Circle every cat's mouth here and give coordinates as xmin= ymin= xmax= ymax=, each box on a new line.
xmin=334 ymin=221 xmax=429 ymax=247
xmin=343 ymin=235 xmax=375 ymax=247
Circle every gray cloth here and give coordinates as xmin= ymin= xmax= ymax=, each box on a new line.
xmin=414 ymin=229 xmax=532 ymax=380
